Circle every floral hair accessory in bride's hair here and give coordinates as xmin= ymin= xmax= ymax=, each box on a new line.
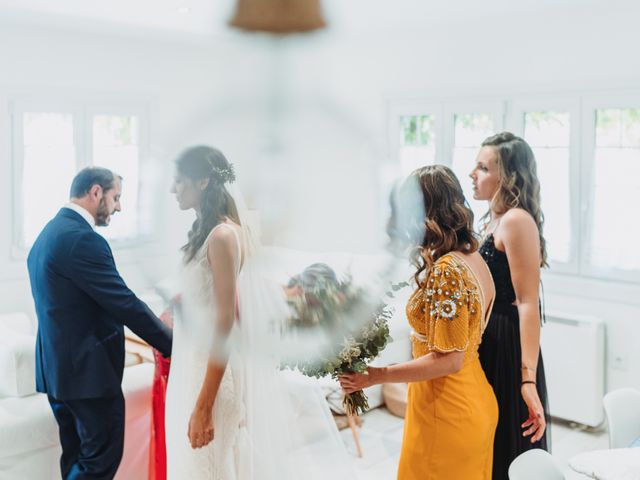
xmin=210 ymin=161 xmax=236 ymax=184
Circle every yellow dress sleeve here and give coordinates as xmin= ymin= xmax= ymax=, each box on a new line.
xmin=424 ymin=262 xmax=470 ymax=352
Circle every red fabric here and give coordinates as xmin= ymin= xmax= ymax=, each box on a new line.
xmin=149 ymin=308 xmax=173 ymax=480
xmin=148 ymin=293 xmax=237 ymax=479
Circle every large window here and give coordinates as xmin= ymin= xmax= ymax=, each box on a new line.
xmin=523 ymin=111 xmax=572 ymax=264
xmin=450 ymin=113 xmax=495 ymax=229
xmin=389 ymin=94 xmax=640 ymax=283
xmin=21 ymin=112 xmax=78 ymax=248
xmin=389 ymin=104 xmax=500 ymax=230
xmin=12 ymin=102 xmax=148 ymax=250
xmin=399 ymin=114 xmax=436 ymax=175
xmin=589 ymin=108 xmax=640 ymax=272
xmin=92 ymin=114 xmax=141 ymax=241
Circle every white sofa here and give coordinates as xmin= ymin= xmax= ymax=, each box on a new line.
xmin=0 ymin=313 xmax=155 ymax=480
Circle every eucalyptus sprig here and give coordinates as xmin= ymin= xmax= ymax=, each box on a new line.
xmin=283 ymin=266 xmax=395 ymax=416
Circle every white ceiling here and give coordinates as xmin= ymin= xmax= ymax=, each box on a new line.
xmin=0 ymin=0 xmax=232 ymax=36
xmin=0 ymin=0 xmax=619 ymax=39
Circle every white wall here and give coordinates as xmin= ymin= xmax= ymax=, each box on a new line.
xmin=1 ymin=3 xmax=639 ymax=394
xmin=0 ymin=23 xmax=266 ymax=313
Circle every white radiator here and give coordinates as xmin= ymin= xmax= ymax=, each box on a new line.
xmin=540 ymin=311 xmax=605 ymax=427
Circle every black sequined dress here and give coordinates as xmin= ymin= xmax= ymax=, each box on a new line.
xmin=478 ymin=234 xmax=550 ymax=480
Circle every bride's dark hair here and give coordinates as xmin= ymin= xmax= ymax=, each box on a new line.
xmin=177 ymin=145 xmax=241 ymax=263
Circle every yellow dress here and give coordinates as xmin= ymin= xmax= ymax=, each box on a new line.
xmin=398 ymin=253 xmax=498 ymax=480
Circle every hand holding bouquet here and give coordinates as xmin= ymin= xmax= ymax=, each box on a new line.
xmin=283 ymin=263 xmax=396 ymax=416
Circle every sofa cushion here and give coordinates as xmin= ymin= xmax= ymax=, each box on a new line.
xmin=0 ymin=313 xmax=35 ymax=336
xmin=0 ymin=363 xmax=155 ymax=460
xmin=0 ymin=332 xmax=36 ymax=398
xmin=0 ymin=394 xmax=59 ymax=458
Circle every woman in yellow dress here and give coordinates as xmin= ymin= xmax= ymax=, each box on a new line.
xmin=340 ymin=165 xmax=498 ymax=480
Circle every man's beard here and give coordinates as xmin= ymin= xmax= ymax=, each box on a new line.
xmin=95 ymin=198 xmax=111 ymax=226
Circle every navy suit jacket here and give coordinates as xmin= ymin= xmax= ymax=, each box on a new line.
xmin=27 ymin=208 xmax=172 ymax=400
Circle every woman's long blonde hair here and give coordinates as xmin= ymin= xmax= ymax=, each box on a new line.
xmin=481 ymin=132 xmax=548 ymax=267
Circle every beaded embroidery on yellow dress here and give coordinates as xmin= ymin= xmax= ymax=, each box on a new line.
xmin=397 ymin=253 xmax=498 ymax=480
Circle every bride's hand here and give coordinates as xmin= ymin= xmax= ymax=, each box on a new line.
xmin=188 ymin=405 xmax=214 ymax=449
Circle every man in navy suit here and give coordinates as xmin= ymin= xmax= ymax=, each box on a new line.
xmin=27 ymin=167 xmax=172 ymax=479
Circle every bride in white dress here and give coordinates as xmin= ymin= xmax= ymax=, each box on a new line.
xmin=165 ymin=145 xmax=246 ymax=479
xmin=165 ymin=145 xmax=354 ymax=480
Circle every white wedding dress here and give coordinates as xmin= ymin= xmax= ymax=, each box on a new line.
xmin=165 ymin=223 xmax=247 ymax=479
xmin=164 ymin=186 xmax=356 ymax=480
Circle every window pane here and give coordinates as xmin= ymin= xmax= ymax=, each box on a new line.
xmin=454 ymin=113 xmax=494 ymax=147
xmin=524 ymin=111 xmax=570 ymax=147
xmin=622 ymin=109 xmax=640 ymax=147
xmin=450 ymin=113 xmax=494 ymax=230
xmin=22 ymin=113 xmax=77 ymax=247
xmin=399 ymin=115 xmax=435 ymax=175
xmin=524 ymin=111 xmax=571 ymax=264
xmin=595 ymin=108 xmax=640 ymax=148
xmin=589 ymin=109 xmax=640 ymax=270
xmin=92 ymin=115 xmax=140 ymax=240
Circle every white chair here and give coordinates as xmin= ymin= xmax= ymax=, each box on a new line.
xmin=603 ymin=387 xmax=640 ymax=448
xmin=508 ymin=449 xmax=564 ymax=480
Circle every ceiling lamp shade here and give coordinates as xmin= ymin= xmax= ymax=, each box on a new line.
xmin=229 ymin=0 xmax=326 ymax=34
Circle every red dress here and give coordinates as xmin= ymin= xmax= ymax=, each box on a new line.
xmin=149 ymin=308 xmax=173 ymax=480
xmin=149 ymin=295 xmax=238 ymax=479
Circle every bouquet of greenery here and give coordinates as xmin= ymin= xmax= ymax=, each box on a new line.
xmin=283 ymin=263 xmax=399 ymax=416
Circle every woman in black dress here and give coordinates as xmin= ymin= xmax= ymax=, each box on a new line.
xmin=470 ymin=132 xmax=550 ymax=479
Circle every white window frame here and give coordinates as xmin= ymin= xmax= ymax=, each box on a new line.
xmin=580 ymin=92 xmax=640 ymax=284
xmin=10 ymin=97 xmax=151 ymax=258
xmin=507 ymin=96 xmax=581 ymax=275
xmin=386 ymin=97 xmax=504 ymax=219
xmin=387 ymin=100 xmax=445 ymax=174
xmin=388 ymin=91 xmax=640 ymax=286
xmin=388 ymin=99 xmax=504 ymax=171
xmin=86 ymin=103 xmax=152 ymax=245
xmin=443 ymin=100 xmax=505 ymax=168
xmin=10 ymin=99 xmax=84 ymax=257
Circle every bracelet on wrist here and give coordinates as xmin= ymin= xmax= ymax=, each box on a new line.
xmin=521 ymin=380 xmax=537 ymax=386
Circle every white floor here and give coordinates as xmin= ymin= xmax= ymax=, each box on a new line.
xmin=339 ymin=407 xmax=609 ymax=479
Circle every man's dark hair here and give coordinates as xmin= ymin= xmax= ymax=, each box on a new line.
xmin=69 ymin=167 xmax=120 ymax=199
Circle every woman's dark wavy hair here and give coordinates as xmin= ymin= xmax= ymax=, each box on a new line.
xmin=177 ymin=145 xmax=240 ymax=263
xmin=399 ymin=165 xmax=478 ymax=288
xmin=481 ymin=132 xmax=548 ymax=267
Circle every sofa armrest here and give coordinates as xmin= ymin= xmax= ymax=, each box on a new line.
xmin=0 ymin=334 xmax=36 ymax=398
